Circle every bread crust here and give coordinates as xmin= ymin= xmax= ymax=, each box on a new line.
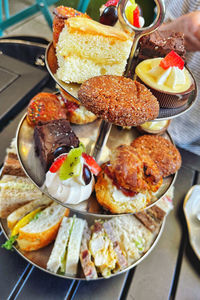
xmin=78 ymin=76 xmax=159 ymax=126
xmin=17 ymin=208 xmax=69 ymax=252
xmin=131 ymin=135 xmax=182 ymax=177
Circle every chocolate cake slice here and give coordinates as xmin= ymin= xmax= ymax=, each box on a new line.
xmin=138 ymin=30 xmax=186 ymax=61
xmin=34 ymin=119 xmax=79 ymax=171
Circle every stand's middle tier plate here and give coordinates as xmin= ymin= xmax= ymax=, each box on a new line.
xmin=17 ymin=114 xmax=176 ymax=218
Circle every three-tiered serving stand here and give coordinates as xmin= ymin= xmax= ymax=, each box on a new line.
xmin=2 ymin=0 xmax=197 ymax=280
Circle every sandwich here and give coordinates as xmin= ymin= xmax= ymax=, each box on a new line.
xmin=47 ymin=216 xmax=85 ymax=275
xmin=0 ymin=175 xmax=43 ymax=218
xmin=0 ymin=138 xmax=44 ymax=218
xmin=79 ymin=222 xmax=98 ymax=279
xmin=56 ymin=17 xmax=133 ymax=84
xmin=2 ymin=202 xmax=69 ymax=251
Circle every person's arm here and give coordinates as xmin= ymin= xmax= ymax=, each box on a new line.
xmin=160 ymin=11 xmax=200 ymax=52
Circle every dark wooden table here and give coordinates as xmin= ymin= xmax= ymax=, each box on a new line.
xmin=0 ymin=40 xmax=200 ymax=300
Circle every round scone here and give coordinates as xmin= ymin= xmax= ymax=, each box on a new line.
xmin=131 ymin=135 xmax=182 ymax=177
xmin=59 ymin=88 xmax=97 ymax=124
xmin=78 ymin=75 xmax=159 ymax=127
xmin=95 ymin=145 xmax=163 ymax=214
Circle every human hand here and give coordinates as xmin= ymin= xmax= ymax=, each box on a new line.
xmin=160 ymin=11 xmax=200 ymax=52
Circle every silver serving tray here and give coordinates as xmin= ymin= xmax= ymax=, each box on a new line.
xmin=16 ymin=113 xmax=176 ymax=218
xmin=46 ymin=42 xmax=198 ymax=121
xmin=0 ymin=213 xmax=165 ymax=280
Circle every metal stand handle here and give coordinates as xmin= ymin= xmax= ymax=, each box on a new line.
xmin=92 ymin=0 xmax=165 ymax=162
xmin=118 ymin=0 xmax=165 ymax=76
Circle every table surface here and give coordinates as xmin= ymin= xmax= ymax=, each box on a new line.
xmin=0 ymin=40 xmax=200 ymax=300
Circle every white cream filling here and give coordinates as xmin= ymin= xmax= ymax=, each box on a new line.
xmin=111 ymin=185 xmax=147 ymax=205
xmin=148 ymin=65 xmax=186 ymax=90
xmin=45 ymin=158 xmax=94 ymax=204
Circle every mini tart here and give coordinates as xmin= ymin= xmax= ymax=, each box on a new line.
xmin=137 ymin=120 xmax=171 ymax=135
xmin=135 ymin=58 xmax=194 ymax=108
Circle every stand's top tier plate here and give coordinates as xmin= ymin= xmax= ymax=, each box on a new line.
xmin=17 ymin=113 xmax=176 ymax=218
xmin=46 ymin=41 xmax=197 ymax=121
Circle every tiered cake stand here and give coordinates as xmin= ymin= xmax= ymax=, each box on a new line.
xmin=1 ymin=0 xmax=198 ymax=280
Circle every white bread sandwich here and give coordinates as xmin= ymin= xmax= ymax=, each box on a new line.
xmin=0 ymin=138 xmax=44 ymax=218
xmin=47 ymin=216 xmax=85 ymax=275
xmin=79 ymin=222 xmax=98 ymax=279
xmin=2 ymin=202 xmax=69 ymax=251
xmin=7 ymin=196 xmax=53 ymax=230
xmin=88 ymin=220 xmax=128 ymax=278
xmin=56 ymin=17 xmax=133 ymax=84
xmin=0 ymin=175 xmax=43 ymax=218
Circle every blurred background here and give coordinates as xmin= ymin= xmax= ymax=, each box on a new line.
xmin=1 ymin=0 xmax=156 ymax=39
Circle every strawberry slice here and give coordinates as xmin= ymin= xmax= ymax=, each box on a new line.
xmin=64 ymin=99 xmax=79 ymax=112
xmin=159 ymin=51 xmax=184 ymax=70
xmin=49 ymin=154 xmax=67 ymax=173
xmin=105 ymin=0 xmax=119 ymax=7
xmin=82 ymin=153 xmax=101 ymax=176
xmin=133 ymin=6 xmax=140 ymax=27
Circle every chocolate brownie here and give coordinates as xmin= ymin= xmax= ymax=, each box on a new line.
xmin=34 ymin=119 xmax=79 ymax=171
xmin=138 ymin=30 xmax=186 ymax=61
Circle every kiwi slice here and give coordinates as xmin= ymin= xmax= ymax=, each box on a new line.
xmin=59 ymin=146 xmax=83 ymax=180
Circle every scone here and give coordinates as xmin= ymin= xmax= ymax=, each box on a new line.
xmin=131 ymin=135 xmax=182 ymax=177
xmin=56 ymin=17 xmax=133 ymax=83
xmin=59 ymin=88 xmax=97 ymax=124
xmin=95 ymin=145 xmax=163 ymax=214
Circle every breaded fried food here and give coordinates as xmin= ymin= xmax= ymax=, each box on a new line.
xmin=95 ymin=145 xmax=163 ymax=214
xmin=131 ymin=135 xmax=182 ymax=177
xmin=78 ymin=76 xmax=159 ymax=127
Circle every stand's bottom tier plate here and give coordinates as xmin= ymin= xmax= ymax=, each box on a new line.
xmin=17 ymin=114 xmax=176 ymax=218
xmin=0 ymin=214 xmax=165 ymax=280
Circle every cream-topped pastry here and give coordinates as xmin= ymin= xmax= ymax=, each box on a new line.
xmin=135 ymin=57 xmax=192 ymax=93
xmin=135 ymin=51 xmax=194 ymax=108
xmin=44 ymin=146 xmax=101 ymax=205
xmin=45 ymin=157 xmax=94 ymax=204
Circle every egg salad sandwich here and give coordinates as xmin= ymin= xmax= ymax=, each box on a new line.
xmin=2 ymin=201 xmax=69 ymax=251
xmin=47 ymin=215 xmax=85 ymax=275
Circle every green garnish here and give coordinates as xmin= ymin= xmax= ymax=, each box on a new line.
xmin=134 ymin=238 xmax=144 ymax=252
xmin=79 ymin=142 xmax=86 ymax=152
xmin=1 ymin=234 xmax=18 ymax=250
xmin=31 ymin=211 xmax=42 ymax=221
xmin=59 ymin=146 xmax=83 ymax=180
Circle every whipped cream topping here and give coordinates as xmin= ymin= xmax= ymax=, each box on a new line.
xmin=45 ymin=157 xmax=94 ymax=204
xmin=112 ymin=186 xmax=147 ymax=208
xmin=136 ymin=58 xmax=192 ymax=93
xmin=148 ymin=65 xmax=186 ymax=90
